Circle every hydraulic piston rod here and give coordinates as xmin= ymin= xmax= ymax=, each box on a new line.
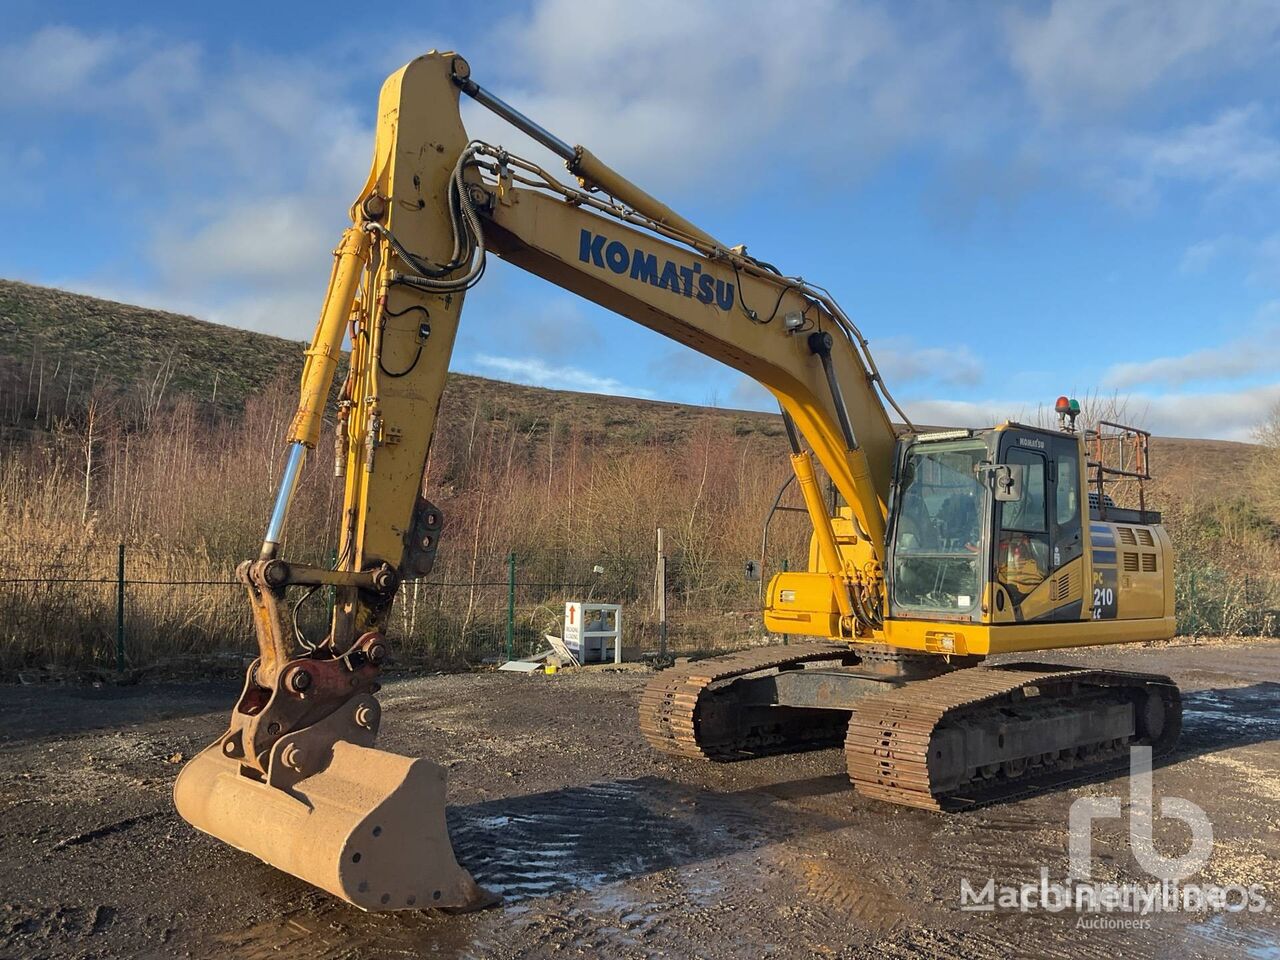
xmin=450 ymin=58 xmax=721 ymax=248
xmin=450 ymin=62 xmax=575 ymax=162
xmin=261 ymin=441 xmax=307 ymax=559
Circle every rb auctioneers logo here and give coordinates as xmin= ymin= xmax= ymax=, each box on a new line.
xmin=958 ymin=747 xmax=1270 ymax=926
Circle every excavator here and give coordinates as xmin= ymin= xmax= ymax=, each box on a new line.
xmin=174 ymin=51 xmax=1182 ymax=912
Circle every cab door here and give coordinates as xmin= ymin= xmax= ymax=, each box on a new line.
xmin=994 ymin=430 xmax=1084 ymax=621
xmin=1047 ymin=433 xmax=1084 ymax=620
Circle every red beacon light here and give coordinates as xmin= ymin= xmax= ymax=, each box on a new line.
xmin=1055 ymin=395 xmax=1080 ymax=431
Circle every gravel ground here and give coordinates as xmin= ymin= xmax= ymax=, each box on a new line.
xmin=1 ymin=640 xmax=1277 ymax=959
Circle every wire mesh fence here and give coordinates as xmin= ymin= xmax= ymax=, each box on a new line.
xmin=0 ymin=544 xmax=777 ymax=675
xmin=12 ymin=540 xmax=1268 ymax=676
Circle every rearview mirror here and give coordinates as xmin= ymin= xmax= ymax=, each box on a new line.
xmin=991 ymin=463 xmax=1024 ymax=502
xmin=975 ymin=462 xmax=1024 ymax=501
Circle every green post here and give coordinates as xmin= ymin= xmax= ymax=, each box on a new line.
xmin=115 ymin=543 xmax=126 ymax=671
xmin=505 ymin=551 xmax=516 ymax=662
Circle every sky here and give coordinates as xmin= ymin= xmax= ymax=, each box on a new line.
xmin=2 ymin=1 xmax=1279 ymax=441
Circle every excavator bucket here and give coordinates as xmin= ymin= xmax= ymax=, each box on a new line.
xmin=174 ymin=697 xmax=491 ymax=912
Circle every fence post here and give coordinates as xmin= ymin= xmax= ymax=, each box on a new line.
xmin=116 ymin=543 xmax=126 ymax=671
xmin=656 ymin=528 xmax=667 ymax=660
xmin=505 ymin=551 xmax=516 ymax=662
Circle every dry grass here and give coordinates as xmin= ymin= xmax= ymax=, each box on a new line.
xmin=0 ymin=334 xmax=808 ymax=673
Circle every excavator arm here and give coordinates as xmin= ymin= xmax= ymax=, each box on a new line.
xmin=176 ymin=50 xmax=917 ymax=912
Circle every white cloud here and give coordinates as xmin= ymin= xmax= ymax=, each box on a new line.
xmin=728 ymin=376 xmax=775 ymax=413
xmin=904 ymin=398 xmax=1016 ymax=430
xmin=1128 ymin=105 xmax=1280 ymax=186
xmin=0 ymin=26 xmax=126 ymax=105
xmin=0 ymin=25 xmax=202 ymax=115
xmin=904 ymin=385 xmax=1275 ymax=441
xmin=1180 ymin=236 xmax=1232 ymax=274
xmin=0 ymin=25 xmax=374 ymax=340
xmin=1005 ymin=0 xmax=1280 ymax=118
xmin=1106 ymin=343 xmax=1275 ymax=390
xmin=6 ymin=8 xmax=1280 ymax=430
xmin=1105 ymin=350 xmax=1274 ymax=391
xmin=872 ymin=338 xmax=984 ymax=388
xmin=1001 ymin=4 xmax=1280 ymax=217
xmin=204 ymin=290 xmax=327 ymax=339
xmin=1127 ymin=383 xmax=1280 ymax=440
xmin=1105 ymin=309 xmax=1280 ymax=388
xmin=153 ymin=197 xmax=340 ymax=283
xmin=463 ymin=0 xmax=987 ymax=197
xmin=466 ymin=353 xmax=654 ymax=398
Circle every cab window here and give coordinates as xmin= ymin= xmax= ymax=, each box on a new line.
xmin=1056 ymin=453 xmax=1079 ymax=526
xmin=1002 ymin=450 xmax=1046 ymax=533
xmin=890 ymin=439 xmax=988 ymax=616
xmin=998 ymin=448 xmax=1048 ymax=600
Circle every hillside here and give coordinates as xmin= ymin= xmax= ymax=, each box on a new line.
xmin=0 ymin=279 xmax=785 ymax=446
xmin=0 ymin=278 xmax=1253 ymax=478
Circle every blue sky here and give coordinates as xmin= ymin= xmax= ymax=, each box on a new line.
xmin=2 ymin=1 xmax=1279 ymax=440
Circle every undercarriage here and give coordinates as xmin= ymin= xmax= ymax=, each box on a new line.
xmin=640 ymin=644 xmax=1181 ymax=811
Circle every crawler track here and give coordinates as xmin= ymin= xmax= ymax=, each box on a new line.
xmin=639 ymin=643 xmax=861 ymax=761
xmin=846 ymin=663 xmax=1182 ymax=811
xmin=642 ymin=647 xmax=1182 ymax=812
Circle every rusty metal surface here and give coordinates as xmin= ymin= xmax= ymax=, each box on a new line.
xmin=846 ymin=663 xmax=1182 ymax=811
xmin=221 ymin=632 xmax=385 ymax=776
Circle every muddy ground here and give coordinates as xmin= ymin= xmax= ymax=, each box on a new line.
xmin=1 ymin=640 xmax=1277 ymax=959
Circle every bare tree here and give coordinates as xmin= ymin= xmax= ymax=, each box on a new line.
xmin=1254 ymin=402 xmax=1280 ymax=520
xmin=78 ymin=389 xmax=114 ymax=525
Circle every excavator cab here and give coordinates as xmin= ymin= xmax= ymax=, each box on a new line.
xmin=887 ymin=424 xmax=1089 ymax=626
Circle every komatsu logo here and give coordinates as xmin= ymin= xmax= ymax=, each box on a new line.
xmin=578 ymin=229 xmax=735 ymax=310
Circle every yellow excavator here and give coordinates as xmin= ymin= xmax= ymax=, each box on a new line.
xmin=175 ymin=51 xmax=1181 ymax=912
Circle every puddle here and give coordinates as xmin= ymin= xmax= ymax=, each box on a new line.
xmin=1180 ymin=687 xmax=1280 ymax=745
xmin=447 ymin=779 xmax=715 ymax=902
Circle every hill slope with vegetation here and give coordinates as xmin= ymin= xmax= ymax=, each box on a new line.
xmin=0 ymin=279 xmax=786 ymax=444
